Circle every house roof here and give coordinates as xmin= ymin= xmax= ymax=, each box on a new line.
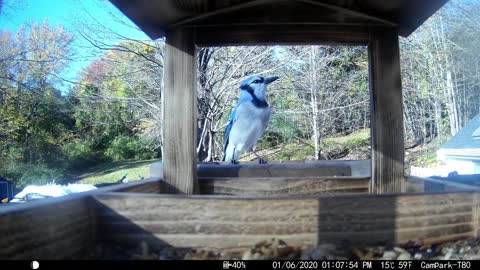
xmin=441 ymin=113 xmax=480 ymax=150
xmin=109 ymin=0 xmax=449 ymax=40
xmin=472 ymin=126 xmax=480 ymax=138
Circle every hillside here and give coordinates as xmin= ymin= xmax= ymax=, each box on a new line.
xmin=241 ymin=128 xmax=445 ymax=175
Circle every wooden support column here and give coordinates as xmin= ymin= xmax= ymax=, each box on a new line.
xmin=163 ymin=28 xmax=198 ymax=194
xmin=368 ymin=27 xmax=405 ymax=194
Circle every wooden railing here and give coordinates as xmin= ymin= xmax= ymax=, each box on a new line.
xmin=92 ymin=191 xmax=480 ymax=251
xmin=1 ymin=168 xmax=479 ymax=258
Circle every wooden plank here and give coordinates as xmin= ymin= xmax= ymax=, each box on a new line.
xmin=195 ymin=25 xmax=370 ymax=47
xmin=116 ymin=178 xmax=167 ymax=193
xmin=93 ymin=191 xmax=480 ymax=250
xmin=0 ymin=195 xmax=96 ymax=259
xmin=150 ymin=160 xmax=371 ymax=178
xmin=429 ymin=175 xmax=480 ymax=190
xmin=78 ymin=177 xmax=166 ymax=194
xmin=196 ymin=161 xmax=354 ymax=178
xmin=170 ymin=0 xmax=394 ymax=30
xmin=407 ymin=176 xmax=480 ymax=192
xmin=170 ymin=0 xmax=280 ymax=28
xmin=296 ymin=0 xmax=397 ymax=27
xmin=405 ymin=177 xmax=424 ymax=193
xmin=368 ymin=27 xmax=405 ymax=193
xmin=198 ymin=177 xmax=370 ymax=196
xmin=475 ymin=194 xmax=480 ymax=238
xmin=164 ymin=27 xmax=198 ymax=194
xmin=100 ymin=175 xmax=369 ymax=196
xmin=437 ymin=174 xmax=480 ymax=182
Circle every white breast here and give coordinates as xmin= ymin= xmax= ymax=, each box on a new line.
xmin=229 ymin=102 xmax=271 ymax=153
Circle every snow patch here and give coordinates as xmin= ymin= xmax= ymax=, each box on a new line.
xmin=10 ymin=183 xmax=97 ymax=203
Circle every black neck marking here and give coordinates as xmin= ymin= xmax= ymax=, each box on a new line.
xmin=251 ymin=96 xmax=268 ymax=108
xmin=242 ymin=86 xmax=268 ymax=108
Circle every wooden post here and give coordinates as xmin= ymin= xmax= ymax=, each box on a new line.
xmin=368 ymin=27 xmax=405 ymax=194
xmin=163 ymin=28 xmax=198 ymax=194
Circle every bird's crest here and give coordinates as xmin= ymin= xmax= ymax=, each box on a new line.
xmin=240 ymin=75 xmax=264 ymax=90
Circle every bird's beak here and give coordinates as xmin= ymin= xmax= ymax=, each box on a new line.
xmin=265 ymin=76 xmax=279 ymax=85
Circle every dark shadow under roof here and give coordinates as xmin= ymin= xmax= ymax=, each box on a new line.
xmin=109 ymin=0 xmax=449 ymax=40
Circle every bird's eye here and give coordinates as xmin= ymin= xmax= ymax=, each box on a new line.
xmin=253 ymin=80 xmax=260 ymax=84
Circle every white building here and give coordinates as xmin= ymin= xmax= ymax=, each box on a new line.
xmin=437 ymin=113 xmax=480 ymax=175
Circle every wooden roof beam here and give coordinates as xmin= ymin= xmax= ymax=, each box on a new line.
xmin=296 ymin=0 xmax=397 ymax=27
xmin=170 ymin=0 xmax=280 ymax=28
xmin=194 ymin=25 xmax=370 ymax=47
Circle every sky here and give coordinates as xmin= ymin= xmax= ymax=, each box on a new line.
xmin=0 ymin=0 xmax=151 ymax=92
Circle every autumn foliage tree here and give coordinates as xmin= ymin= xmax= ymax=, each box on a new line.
xmin=0 ymin=21 xmax=75 ymax=185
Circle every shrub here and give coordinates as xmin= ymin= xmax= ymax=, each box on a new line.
xmin=63 ymin=140 xmax=104 ymax=169
xmin=0 ymin=145 xmax=28 ymax=187
xmin=18 ymin=164 xmax=65 ymax=187
xmin=258 ymin=131 xmax=284 ymax=149
xmin=0 ymin=161 xmax=25 ymax=188
xmin=104 ymin=135 xmax=158 ymax=161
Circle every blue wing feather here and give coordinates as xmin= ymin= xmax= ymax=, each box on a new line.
xmin=222 ymin=90 xmax=254 ymax=161
xmin=222 ymin=107 xmax=237 ymax=160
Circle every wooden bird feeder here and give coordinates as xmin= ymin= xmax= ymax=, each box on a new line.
xmin=3 ymin=0 xmax=480 ymax=260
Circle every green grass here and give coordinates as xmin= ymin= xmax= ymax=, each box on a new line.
xmin=320 ymin=129 xmax=370 ymax=159
xmin=415 ymin=152 xmax=442 ymax=168
xmin=242 ymin=129 xmax=371 ymax=162
xmin=322 ymin=129 xmax=370 ymax=147
xmin=271 ymin=143 xmax=315 ymax=161
xmin=405 ymin=137 xmax=446 ymax=170
xmin=75 ymin=159 xmax=159 ymax=185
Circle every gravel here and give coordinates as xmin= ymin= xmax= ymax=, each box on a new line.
xmin=82 ymin=237 xmax=480 ymax=260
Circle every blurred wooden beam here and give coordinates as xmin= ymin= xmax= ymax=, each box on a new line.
xmin=368 ymin=27 xmax=405 ymax=193
xmin=163 ymin=27 xmax=199 ymax=194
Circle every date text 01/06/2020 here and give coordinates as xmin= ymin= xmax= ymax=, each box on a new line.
xmin=271 ymin=261 xmax=383 ymax=269
xmin=267 ymin=260 xmax=473 ymax=270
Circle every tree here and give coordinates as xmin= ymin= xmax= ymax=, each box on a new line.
xmin=400 ymin=0 xmax=480 ymax=144
xmin=72 ymin=40 xmax=163 ymax=159
xmin=71 ymin=2 xmax=165 ymax=157
xmin=0 ymin=21 xmax=75 ymax=185
xmin=282 ymin=46 xmax=369 ymax=160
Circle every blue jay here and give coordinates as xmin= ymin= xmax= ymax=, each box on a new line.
xmin=222 ymin=75 xmax=279 ymax=164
